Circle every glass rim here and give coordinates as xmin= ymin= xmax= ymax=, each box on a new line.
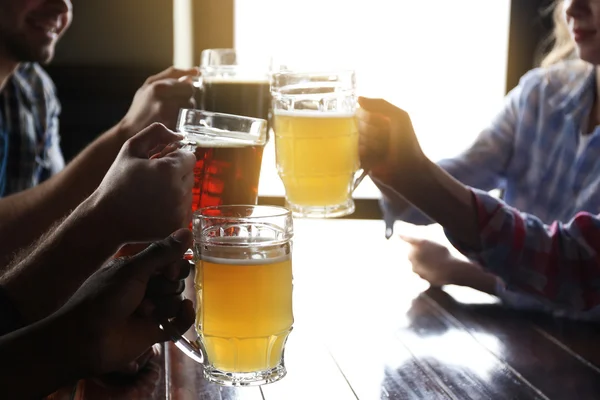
xmin=201 ymin=47 xmax=235 ymax=54
xmin=178 ymin=108 xmax=268 ymax=125
xmin=271 ymin=69 xmax=355 ymax=79
xmin=193 ymin=205 xmax=292 ymax=220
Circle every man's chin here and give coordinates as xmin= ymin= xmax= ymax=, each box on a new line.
xmin=6 ymin=40 xmax=55 ymax=65
xmin=25 ymin=47 xmax=54 ymax=65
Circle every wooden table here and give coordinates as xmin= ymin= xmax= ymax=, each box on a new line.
xmin=79 ymin=219 xmax=600 ymax=399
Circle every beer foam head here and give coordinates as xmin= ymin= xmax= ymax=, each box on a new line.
xmin=193 ymin=136 xmax=253 ymax=148
xmin=180 ymin=126 xmax=264 ymax=147
xmin=273 ymin=109 xmax=355 ymax=118
xmin=196 ymin=236 xmax=291 ymax=265
xmin=199 ymin=253 xmax=291 ymax=265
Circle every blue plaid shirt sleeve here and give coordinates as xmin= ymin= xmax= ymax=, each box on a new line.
xmin=446 ymin=189 xmax=600 ymax=311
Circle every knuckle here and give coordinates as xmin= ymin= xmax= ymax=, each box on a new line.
xmin=153 ymin=158 xmax=177 ymax=176
xmin=152 ymin=81 xmax=171 ymax=96
xmin=120 ymin=138 xmax=138 ymax=156
xmin=149 ymin=238 xmax=172 ymax=254
xmin=148 ymin=121 xmax=167 ymax=132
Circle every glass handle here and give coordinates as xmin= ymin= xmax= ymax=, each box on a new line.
xmin=160 ymin=319 xmax=204 ymax=364
xmin=352 ymin=169 xmax=368 ymax=193
xmin=191 ymin=72 xmax=203 ymax=90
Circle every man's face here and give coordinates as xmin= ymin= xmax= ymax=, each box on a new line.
xmin=0 ymin=0 xmax=72 ymax=65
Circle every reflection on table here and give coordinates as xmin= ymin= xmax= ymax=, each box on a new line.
xmin=73 ymin=219 xmax=600 ymax=400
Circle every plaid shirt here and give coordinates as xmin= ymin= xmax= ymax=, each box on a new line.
xmin=381 ymin=60 xmax=600 ymax=315
xmin=0 ymin=63 xmax=64 ymax=197
xmin=447 ymin=189 xmax=600 ymax=313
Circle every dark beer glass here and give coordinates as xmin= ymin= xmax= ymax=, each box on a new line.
xmin=194 ymin=49 xmax=272 ymax=136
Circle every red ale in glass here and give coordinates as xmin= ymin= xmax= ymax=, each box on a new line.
xmin=190 ymin=138 xmax=264 ymax=213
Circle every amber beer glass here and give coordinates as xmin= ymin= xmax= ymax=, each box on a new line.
xmin=176 ymin=109 xmax=268 ymax=213
xmin=195 ymin=49 xmax=271 ymax=133
xmin=271 ymin=70 xmax=363 ymax=218
xmin=166 ymin=205 xmax=294 ymax=386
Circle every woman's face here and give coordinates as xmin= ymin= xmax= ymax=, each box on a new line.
xmin=565 ymin=0 xmax=600 ymax=64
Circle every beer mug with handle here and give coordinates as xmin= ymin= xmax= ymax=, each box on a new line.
xmin=162 ymin=205 xmax=294 ymax=386
xmin=176 ymin=109 xmax=268 ymax=213
xmin=195 ymin=48 xmax=272 ymax=133
xmin=271 ymin=70 xmax=365 ymax=218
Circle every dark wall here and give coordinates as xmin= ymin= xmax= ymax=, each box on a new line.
xmin=45 ymin=66 xmax=158 ymax=161
xmin=506 ymin=0 xmax=555 ymax=92
xmin=46 ymin=0 xmax=174 ymax=161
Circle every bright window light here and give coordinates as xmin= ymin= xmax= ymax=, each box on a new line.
xmin=235 ymin=0 xmax=511 ymax=198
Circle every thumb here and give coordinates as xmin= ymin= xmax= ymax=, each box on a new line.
xmin=358 ymin=97 xmax=409 ymax=121
xmin=126 ymin=229 xmax=192 ymax=281
xmin=358 ymin=97 xmax=398 ymax=114
xmin=146 ymin=67 xmax=200 ymax=84
xmin=398 ymin=233 xmax=424 ymax=245
xmin=126 ymin=123 xmax=184 ymax=158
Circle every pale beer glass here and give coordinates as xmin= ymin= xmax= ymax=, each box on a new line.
xmin=165 ymin=205 xmax=294 ymax=386
xmin=271 ymin=70 xmax=362 ymax=218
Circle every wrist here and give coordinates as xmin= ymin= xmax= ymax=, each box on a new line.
xmin=114 ymin=118 xmax=136 ymax=145
xmin=452 ymin=260 xmax=498 ymax=295
xmin=372 ymin=153 xmax=432 ymax=191
xmin=81 ymin=190 xmax=128 ymax=249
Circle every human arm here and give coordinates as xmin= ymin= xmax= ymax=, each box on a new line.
xmin=359 ymin=97 xmax=600 ymax=310
xmin=0 ymin=123 xmax=196 ymax=323
xmin=399 ymin=234 xmax=497 ymax=294
xmin=0 ymin=229 xmax=194 ymax=399
xmin=372 ymin=78 xmax=523 ymax=233
xmin=0 ymin=67 xmax=197 ymax=265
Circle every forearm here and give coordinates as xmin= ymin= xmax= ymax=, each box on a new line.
xmin=0 ymin=312 xmax=82 ymax=398
xmin=383 ymin=158 xmax=480 ymax=248
xmin=0 ymin=191 xmax=123 ymax=323
xmin=0 ymin=124 xmax=128 ymax=265
xmin=375 ymin=178 xmax=433 ymax=226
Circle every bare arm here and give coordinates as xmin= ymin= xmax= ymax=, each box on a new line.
xmin=0 ymin=191 xmax=120 ymax=322
xmin=0 ymin=125 xmax=127 ymax=266
xmin=372 ymin=79 xmax=523 ymax=232
xmin=0 ymin=67 xmax=197 ymax=266
xmin=0 ymin=123 xmax=195 ymax=323
xmin=384 ymin=158 xmax=481 ymax=248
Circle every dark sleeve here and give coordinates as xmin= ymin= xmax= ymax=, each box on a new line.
xmin=0 ymin=285 xmax=23 ymax=336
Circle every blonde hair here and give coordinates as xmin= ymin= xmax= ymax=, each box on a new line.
xmin=539 ymin=0 xmax=577 ymax=67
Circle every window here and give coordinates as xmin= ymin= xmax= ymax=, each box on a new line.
xmin=235 ymin=0 xmax=511 ymax=199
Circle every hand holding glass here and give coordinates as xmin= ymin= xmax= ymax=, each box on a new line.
xmin=163 ymin=205 xmax=294 ymax=386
